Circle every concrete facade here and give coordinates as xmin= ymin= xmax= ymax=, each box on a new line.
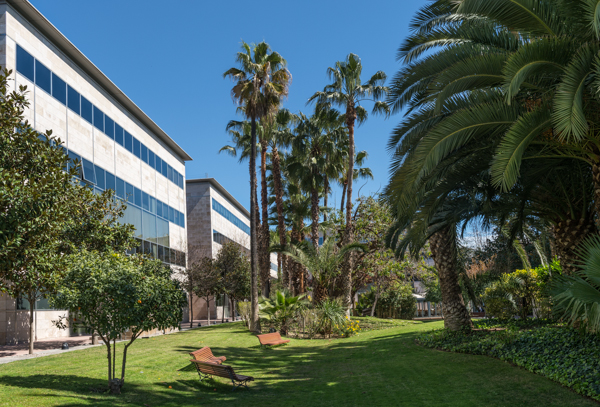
xmin=0 ymin=0 xmax=192 ymax=345
xmin=186 ymin=178 xmax=278 ymax=320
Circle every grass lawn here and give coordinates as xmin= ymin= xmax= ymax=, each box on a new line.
xmin=0 ymin=319 xmax=595 ymax=407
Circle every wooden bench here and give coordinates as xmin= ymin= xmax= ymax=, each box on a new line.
xmin=257 ymin=332 xmax=290 ymax=347
xmin=189 ymin=347 xmax=226 ymax=365
xmin=190 ymin=359 xmax=254 ymax=390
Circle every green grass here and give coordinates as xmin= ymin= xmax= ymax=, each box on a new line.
xmin=0 ymin=320 xmax=595 ymax=407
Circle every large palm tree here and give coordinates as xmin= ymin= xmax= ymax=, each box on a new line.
xmin=308 ymin=54 xmax=389 ymax=310
xmin=288 ymin=108 xmax=346 ymax=251
xmin=224 ymin=41 xmax=290 ymax=332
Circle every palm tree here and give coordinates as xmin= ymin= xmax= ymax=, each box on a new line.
xmin=274 ymin=237 xmax=366 ymax=304
xmin=224 ymin=41 xmax=291 ymax=332
xmin=308 ymin=54 xmax=389 ymax=310
xmin=338 ymin=151 xmax=373 ymax=214
xmin=288 ymin=108 xmax=346 ymax=251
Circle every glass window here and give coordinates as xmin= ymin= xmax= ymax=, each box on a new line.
xmin=181 ymin=251 xmax=186 ymax=267
xmin=35 ymin=60 xmax=51 ymax=94
xmin=122 ymin=205 xmax=142 ymax=239
xmin=126 ymin=182 xmax=134 ymax=204
xmin=156 ymin=200 xmax=163 ymax=218
xmin=155 ymin=156 xmax=162 ymax=173
xmin=52 ymin=74 xmax=67 ymax=104
xmin=133 ymin=137 xmax=141 ymax=158
xmin=81 ymin=158 xmax=96 ymax=184
xmin=151 ymin=243 xmax=158 ymax=259
xmin=162 ymin=160 xmax=168 ymax=178
xmin=179 ymin=211 xmax=185 ymax=228
xmin=149 ymin=196 xmax=156 ymax=214
xmin=148 ymin=150 xmax=155 ymax=169
xmin=143 ymin=211 xmax=157 ymax=242
xmin=142 ymin=191 xmax=150 ymax=211
xmin=169 ymin=206 xmax=174 ymax=223
xmin=167 ymin=165 xmax=173 ymax=183
xmin=141 ymin=144 xmax=148 ymax=165
xmin=164 ymin=246 xmax=170 ymax=263
xmin=124 ymin=130 xmax=133 ymax=152
xmin=143 ymin=241 xmax=151 ymax=256
xmin=158 ymin=245 xmax=165 ymax=262
xmin=116 ymin=177 xmax=125 ymax=199
xmin=157 ymin=218 xmax=169 ymax=246
xmin=67 ymin=151 xmax=81 ymax=177
xmin=93 ymin=106 xmax=104 ymax=132
xmin=106 ymin=172 xmax=115 ymax=192
xmin=134 ymin=187 xmax=142 ymax=207
xmin=95 ymin=166 xmax=105 ymax=190
xmin=115 ymin=123 xmax=124 ymax=146
xmin=104 ymin=115 xmax=114 ymax=140
xmin=67 ymin=86 xmax=80 ymax=114
xmin=179 ymin=173 xmax=184 ymax=189
xmin=170 ymin=249 xmax=176 ymax=265
xmin=174 ymin=210 xmax=179 ymax=227
xmin=16 ymin=45 xmax=35 ymax=82
xmin=81 ymin=96 xmax=93 ymax=124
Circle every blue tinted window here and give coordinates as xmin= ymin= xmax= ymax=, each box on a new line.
xmin=155 ymin=156 xmax=162 ymax=172
xmin=179 ymin=173 xmax=184 ymax=189
xmin=141 ymin=144 xmax=148 ymax=164
xmin=67 ymin=86 xmax=80 ymax=114
xmin=126 ymin=182 xmax=134 ymax=204
xmin=174 ymin=210 xmax=179 ymax=226
xmin=16 ymin=45 xmax=34 ymax=82
xmin=156 ymin=200 xmax=163 ymax=218
xmin=35 ymin=60 xmax=51 ymax=94
xmin=162 ymin=160 xmax=168 ymax=177
xmin=169 ymin=206 xmax=174 ymax=223
xmin=95 ymin=166 xmax=105 ymax=190
xmin=51 ymin=74 xmax=66 ymax=104
xmin=167 ymin=166 xmax=173 ymax=182
xmin=81 ymin=158 xmax=96 ymax=184
xmin=104 ymin=115 xmax=114 ymax=139
xmin=157 ymin=218 xmax=169 ymax=246
xmin=116 ymin=177 xmax=125 ymax=199
xmin=134 ymin=187 xmax=142 ymax=207
xmin=93 ymin=106 xmax=104 ymax=132
xmin=81 ymin=96 xmax=93 ymax=124
xmin=149 ymin=196 xmax=156 ymax=214
xmin=142 ymin=191 xmax=149 ymax=211
xmin=133 ymin=137 xmax=141 ymax=158
xmin=67 ymin=151 xmax=81 ymax=176
xmin=124 ymin=131 xmax=133 ymax=152
xmin=148 ymin=150 xmax=155 ymax=169
xmin=180 ymin=211 xmax=185 ymax=227
xmin=106 ymin=172 xmax=115 ymax=191
xmin=115 ymin=123 xmax=124 ymax=146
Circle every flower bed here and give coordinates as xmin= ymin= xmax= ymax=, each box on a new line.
xmin=418 ymin=325 xmax=600 ymax=400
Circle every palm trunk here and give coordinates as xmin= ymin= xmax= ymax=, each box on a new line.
xmin=311 ymin=183 xmax=320 ymax=252
xmin=323 ymin=176 xmax=329 ymax=222
xmin=299 ymin=223 xmax=306 ymax=294
xmin=249 ymin=118 xmax=260 ymax=333
xmin=553 ymin=216 xmax=596 ymax=275
xmin=259 ymin=140 xmax=270 ymax=298
xmin=429 ymin=225 xmax=472 ymax=331
xmin=272 ymin=146 xmax=288 ymax=287
xmin=592 ymin=164 xmax=600 ymax=229
xmin=340 ymin=181 xmax=347 ymax=214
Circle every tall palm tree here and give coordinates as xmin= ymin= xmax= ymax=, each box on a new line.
xmin=338 ymin=151 xmax=374 ymax=214
xmin=308 ymin=54 xmax=388 ymax=310
xmin=224 ymin=41 xmax=291 ymax=332
xmin=288 ymin=108 xmax=346 ymax=251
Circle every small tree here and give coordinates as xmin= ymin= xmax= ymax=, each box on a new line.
xmin=215 ymin=242 xmax=251 ymax=322
xmin=52 ymin=250 xmax=186 ymax=394
xmin=189 ymin=255 xmax=221 ymax=326
xmin=183 ymin=246 xmax=214 ymax=328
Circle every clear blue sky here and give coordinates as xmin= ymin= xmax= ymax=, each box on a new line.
xmin=30 ymin=0 xmax=425 ymax=210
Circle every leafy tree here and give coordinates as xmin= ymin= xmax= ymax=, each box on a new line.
xmin=52 ymin=251 xmax=186 ymax=394
xmin=224 ymin=41 xmax=291 ymax=332
xmin=0 ymin=69 xmax=134 ymax=353
xmin=184 ymin=246 xmax=220 ymax=327
xmin=214 ymin=242 xmax=251 ymax=322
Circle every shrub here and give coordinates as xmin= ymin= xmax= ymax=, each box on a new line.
xmin=418 ymin=326 xmax=600 ymax=401
xmin=259 ymin=290 xmax=307 ymax=335
xmin=237 ymin=301 xmax=251 ymax=329
xmin=335 ymin=317 xmax=361 ymax=337
xmin=317 ymin=298 xmax=346 ymax=338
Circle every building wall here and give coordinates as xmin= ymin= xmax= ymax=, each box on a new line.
xmin=0 ymin=3 xmax=188 ymax=344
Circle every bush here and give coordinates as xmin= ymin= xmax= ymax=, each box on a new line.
xmin=335 ymin=317 xmax=361 ymax=337
xmin=358 ymin=282 xmax=416 ymax=320
xmin=259 ymin=290 xmax=307 ymax=335
xmin=237 ymin=301 xmax=251 ymax=329
xmin=316 ymin=298 xmax=346 ymax=338
xmin=418 ymin=326 xmax=600 ymax=401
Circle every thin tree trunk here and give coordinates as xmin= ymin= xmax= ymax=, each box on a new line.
xmin=371 ymin=281 xmax=380 ymax=317
xmin=259 ymin=140 xmax=270 ymax=298
xmin=113 ymin=338 xmax=116 ymax=380
xmin=323 ymin=176 xmax=329 ymax=222
xmin=272 ymin=146 xmax=288 ymax=288
xmin=221 ymin=294 xmax=225 ymax=323
xmin=249 ymin=118 xmax=260 ymax=333
xmin=28 ymin=293 xmax=34 ymax=354
xmin=429 ymin=225 xmax=472 ymax=331
xmin=340 ymin=181 xmax=347 ymax=213
xmin=107 ymin=342 xmax=112 ymax=383
xmin=190 ymin=292 xmax=194 ymax=329
xmin=311 ymin=184 xmax=320 ymax=252
xmin=206 ymin=296 xmax=211 ymax=325
xmin=277 ymin=253 xmax=282 ymax=282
